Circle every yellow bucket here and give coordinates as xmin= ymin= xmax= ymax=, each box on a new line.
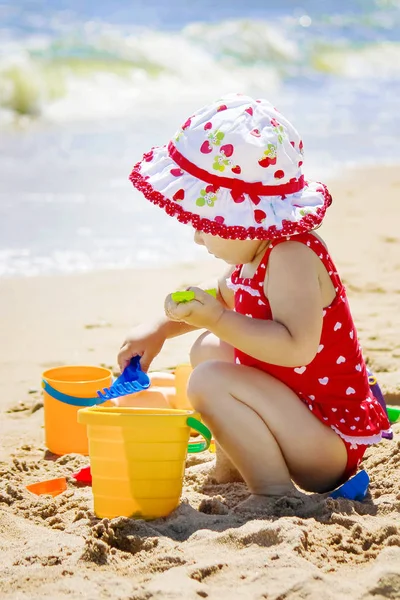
xmin=42 ymin=365 xmax=112 ymax=456
xmin=77 ymin=406 xmax=211 ymax=520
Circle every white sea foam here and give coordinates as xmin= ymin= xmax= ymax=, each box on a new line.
xmin=1 ymin=11 xmax=400 ymax=277
xmin=1 ymin=19 xmax=399 ymax=125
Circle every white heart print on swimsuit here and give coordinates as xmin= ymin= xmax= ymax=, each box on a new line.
xmin=230 ymin=230 xmax=392 ymax=449
xmin=130 ymin=93 xmax=332 ymax=240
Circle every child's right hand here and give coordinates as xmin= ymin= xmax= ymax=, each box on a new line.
xmin=117 ymin=323 xmax=165 ymax=373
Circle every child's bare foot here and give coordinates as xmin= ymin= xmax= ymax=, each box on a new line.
xmin=186 ymin=457 xmax=244 ymax=484
xmin=215 ymin=447 xmax=244 ymax=483
xmin=186 ymin=443 xmax=244 ymax=484
xmin=234 ymin=487 xmax=305 ymax=514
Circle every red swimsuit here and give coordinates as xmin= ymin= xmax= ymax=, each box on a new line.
xmin=228 ymin=232 xmax=391 ymax=482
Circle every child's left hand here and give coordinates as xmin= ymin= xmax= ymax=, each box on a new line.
xmin=164 ymin=287 xmax=225 ymax=330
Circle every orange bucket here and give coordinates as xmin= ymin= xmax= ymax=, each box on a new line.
xmin=42 ymin=365 xmax=112 ymax=455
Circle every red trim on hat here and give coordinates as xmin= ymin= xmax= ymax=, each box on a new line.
xmin=129 ymin=161 xmax=332 ymax=240
xmin=168 ymin=142 xmax=305 ymax=197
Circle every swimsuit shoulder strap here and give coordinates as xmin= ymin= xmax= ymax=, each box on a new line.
xmin=284 ymin=232 xmax=343 ymax=290
xmin=232 ymin=233 xmax=342 ymax=292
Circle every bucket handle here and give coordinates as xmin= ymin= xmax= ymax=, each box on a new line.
xmin=42 ymin=380 xmax=108 ymax=407
xmin=186 ymin=417 xmax=212 ymax=453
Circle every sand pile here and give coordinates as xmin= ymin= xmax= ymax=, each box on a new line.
xmin=1 ymin=421 xmax=399 ymax=599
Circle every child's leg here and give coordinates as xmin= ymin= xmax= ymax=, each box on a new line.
xmin=190 ymin=331 xmax=243 ymax=482
xmin=187 ymin=360 xmax=348 ymax=505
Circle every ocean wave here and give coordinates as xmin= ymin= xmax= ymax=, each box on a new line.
xmin=0 ymin=19 xmax=399 ymax=123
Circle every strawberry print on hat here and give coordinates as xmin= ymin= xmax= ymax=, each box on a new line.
xmin=173 ymin=189 xmax=185 ymax=202
xmin=200 ymin=129 xmax=225 ymax=154
xmin=129 ymin=93 xmax=332 ymax=240
xmin=258 ymin=143 xmax=277 ymax=168
xmin=196 ymin=185 xmax=218 ymax=207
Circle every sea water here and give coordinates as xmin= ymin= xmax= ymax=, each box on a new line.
xmin=0 ymin=0 xmax=399 ymax=277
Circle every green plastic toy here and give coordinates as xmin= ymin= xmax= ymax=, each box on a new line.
xmin=387 ymin=406 xmax=400 ymax=424
xmin=172 ymin=288 xmax=217 ymax=303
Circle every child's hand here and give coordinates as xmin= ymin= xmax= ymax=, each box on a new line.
xmin=164 ymin=287 xmax=225 ymax=330
xmin=117 ymin=323 xmax=165 ymax=373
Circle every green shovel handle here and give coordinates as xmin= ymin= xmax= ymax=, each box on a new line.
xmin=187 ymin=417 xmax=212 ymax=453
xmin=172 ymin=288 xmax=217 ymax=303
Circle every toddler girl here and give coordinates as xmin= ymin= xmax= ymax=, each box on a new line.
xmin=119 ymin=93 xmax=391 ymax=511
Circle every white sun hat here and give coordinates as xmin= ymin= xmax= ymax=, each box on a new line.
xmin=129 ymin=93 xmax=332 ymax=240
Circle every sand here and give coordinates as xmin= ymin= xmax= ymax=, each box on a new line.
xmin=1 ymin=165 xmax=399 ymax=599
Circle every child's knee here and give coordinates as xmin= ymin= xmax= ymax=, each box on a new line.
xmin=187 ymin=360 xmax=224 ymax=410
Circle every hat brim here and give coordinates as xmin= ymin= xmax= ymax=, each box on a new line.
xmin=129 ymin=144 xmax=332 ymax=240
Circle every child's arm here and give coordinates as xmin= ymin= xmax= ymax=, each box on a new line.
xmin=212 ymin=242 xmax=323 ymax=367
xmin=167 ymin=243 xmax=323 ymax=367
xmin=118 ymin=266 xmax=234 ymax=371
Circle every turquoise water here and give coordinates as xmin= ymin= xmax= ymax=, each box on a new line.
xmin=0 ymin=0 xmax=399 ymax=276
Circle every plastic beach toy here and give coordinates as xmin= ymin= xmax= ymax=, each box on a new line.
xmin=367 ymin=370 xmax=393 ymax=440
xmin=26 ymin=477 xmax=67 ymax=497
xmin=71 ymin=465 xmax=92 ymax=484
xmin=387 ymin=406 xmax=400 ymax=424
xmin=171 ymin=288 xmax=217 ymax=303
xmin=78 ymin=406 xmax=212 ymax=519
xmin=330 ymin=470 xmax=370 ymax=501
xmin=110 ymin=363 xmax=198 ymax=424
xmin=97 ymin=356 xmax=150 ymax=401
xmin=42 ymin=365 xmax=113 ymax=455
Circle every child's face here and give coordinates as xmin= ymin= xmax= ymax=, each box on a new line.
xmin=194 ymin=230 xmax=266 ymax=265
